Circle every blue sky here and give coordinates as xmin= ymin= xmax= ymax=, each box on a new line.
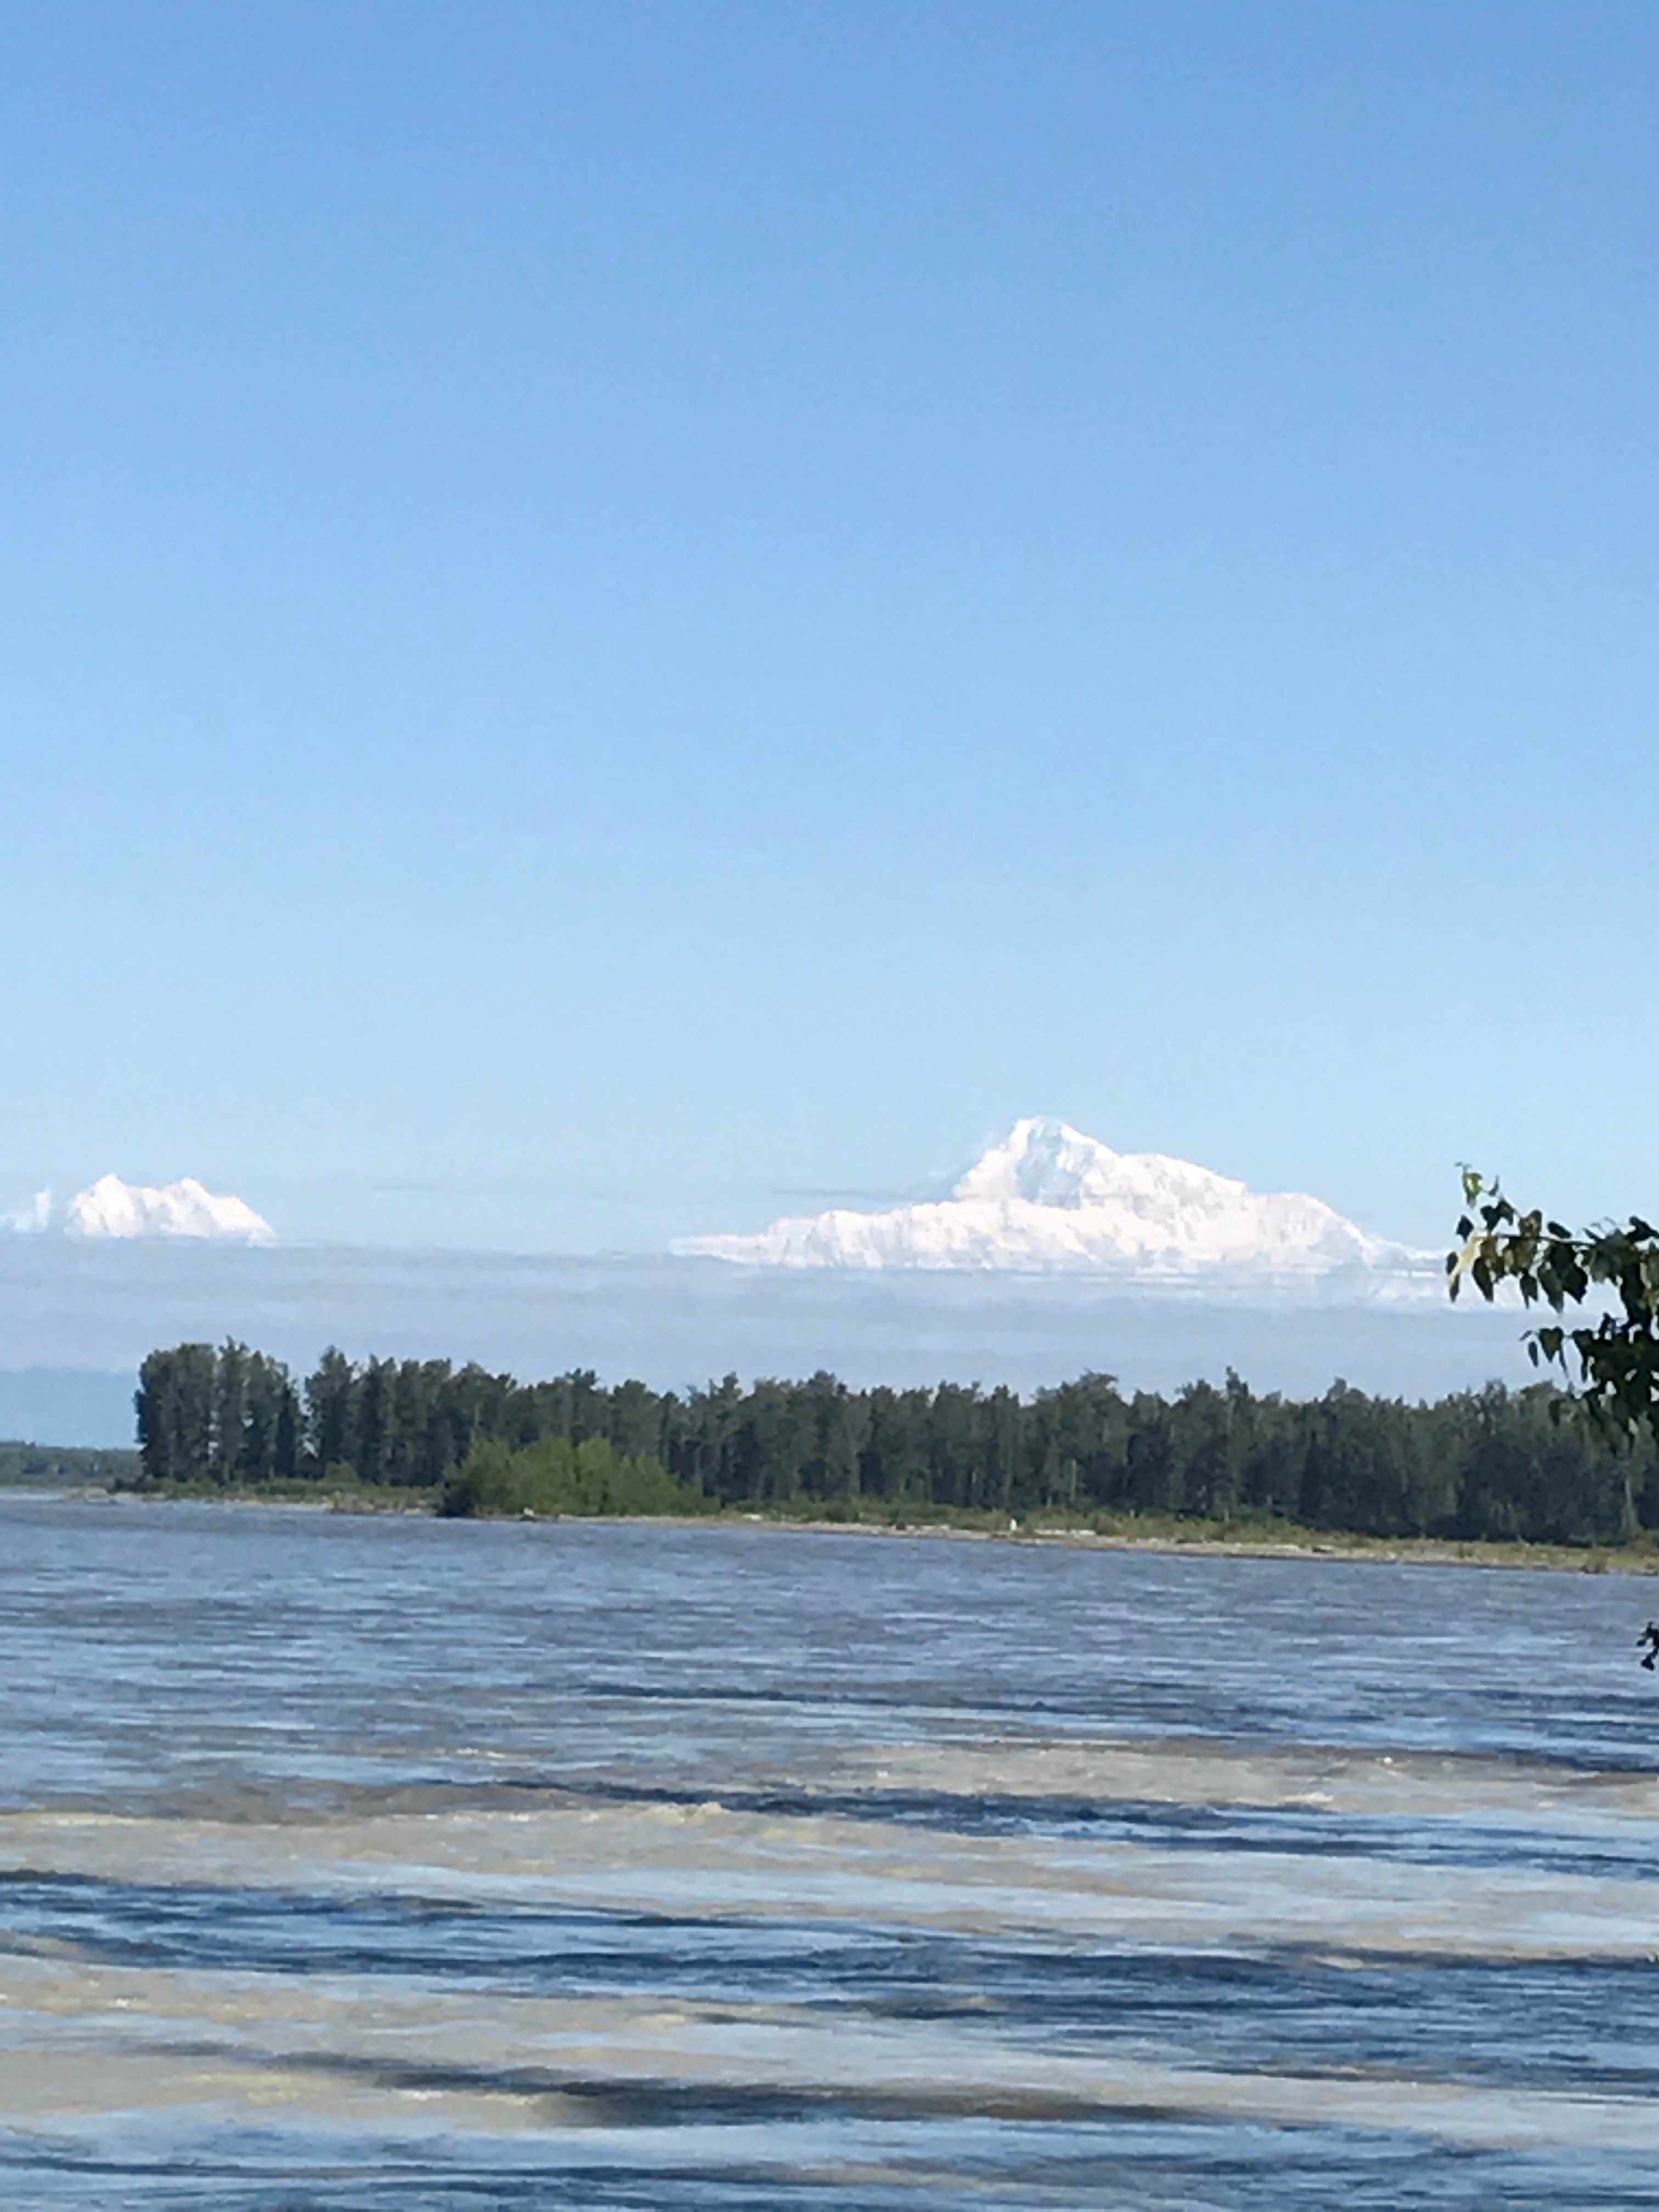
xmin=2 ymin=1 xmax=1655 ymax=1252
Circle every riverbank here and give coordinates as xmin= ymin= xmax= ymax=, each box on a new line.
xmin=59 ymin=1480 xmax=1659 ymax=1574
xmin=770 ymin=1516 xmax=1659 ymax=1573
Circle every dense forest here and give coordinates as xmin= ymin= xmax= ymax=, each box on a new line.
xmin=134 ymin=1340 xmax=1659 ymax=1544
xmin=0 ymin=1442 xmax=139 ymax=1487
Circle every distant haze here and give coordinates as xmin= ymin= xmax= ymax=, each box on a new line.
xmin=0 ymin=1237 xmax=1537 ymax=1449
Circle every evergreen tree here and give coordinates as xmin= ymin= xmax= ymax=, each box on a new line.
xmin=306 ymin=1348 xmax=356 ymax=1477
xmin=128 ymin=1331 xmax=1659 ymax=1543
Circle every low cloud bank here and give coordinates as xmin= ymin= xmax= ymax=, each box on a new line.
xmin=0 ymin=1239 xmax=1537 ymax=1448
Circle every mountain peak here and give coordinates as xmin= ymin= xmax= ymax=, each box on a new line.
xmin=677 ymin=1118 xmax=1423 ymax=1288
xmin=952 ymin=1118 xmax=1107 ymax=1207
xmin=953 ymin=1119 xmax=1259 ymax=1213
xmin=55 ymin=1173 xmax=275 ymax=1244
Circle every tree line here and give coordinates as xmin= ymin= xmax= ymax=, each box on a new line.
xmin=0 ymin=1442 xmax=139 ymax=1487
xmin=134 ymin=1339 xmax=1659 ymax=1543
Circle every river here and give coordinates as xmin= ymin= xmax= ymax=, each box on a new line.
xmin=2 ymin=1494 xmax=1657 ymax=2206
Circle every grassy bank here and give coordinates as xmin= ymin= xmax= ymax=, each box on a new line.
xmin=97 ymin=1477 xmax=1659 ymax=1571
xmin=721 ymin=1497 xmax=1659 ymax=1572
xmin=126 ymin=1473 xmax=427 ymax=1511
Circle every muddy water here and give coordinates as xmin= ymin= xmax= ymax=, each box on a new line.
xmin=3 ymin=1497 xmax=1658 ymax=2207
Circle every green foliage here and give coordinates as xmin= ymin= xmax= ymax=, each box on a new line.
xmin=1450 ymin=1170 xmax=1659 ymax=1447
xmin=441 ymin=1434 xmax=699 ymax=1519
xmin=128 ymin=1338 xmax=1659 ymax=1548
xmin=137 ymin=1340 xmax=302 ymax=1489
xmin=0 ymin=1442 xmax=139 ymax=1487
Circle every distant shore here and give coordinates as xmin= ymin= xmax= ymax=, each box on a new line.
xmin=41 ymin=1481 xmax=1659 ymax=1575
xmin=770 ymin=1517 xmax=1659 ymax=1575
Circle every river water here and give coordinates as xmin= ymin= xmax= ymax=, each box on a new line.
xmin=3 ymin=1495 xmax=1658 ymax=2207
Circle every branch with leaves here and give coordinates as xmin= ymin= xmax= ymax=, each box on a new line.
xmin=1448 ymin=1170 xmax=1659 ymax=1446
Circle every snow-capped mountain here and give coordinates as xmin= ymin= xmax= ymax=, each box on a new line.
xmin=5 ymin=1175 xmax=276 ymax=1243
xmin=3 ymin=1189 xmax=52 ymax=1234
xmin=677 ymin=1118 xmax=1426 ymax=1286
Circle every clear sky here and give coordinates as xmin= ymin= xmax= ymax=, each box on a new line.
xmin=3 ymin=1 xmax=1655 ymax=1253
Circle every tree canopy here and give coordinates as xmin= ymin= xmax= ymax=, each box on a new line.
xmin=1449 ymin=1170 xmax=1659 ymax=1446
xmin=134 ymin=1336 xmax=1657 ymax=1545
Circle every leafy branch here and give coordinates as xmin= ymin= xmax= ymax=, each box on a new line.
xmin=1448 ymin=1168 xmax=1659 ymax=1446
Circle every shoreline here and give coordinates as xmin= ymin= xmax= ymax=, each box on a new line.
xmin=41 ymin=1484 xmax=1659 ymax=1575
xmin=771 ymin=1519 xmax=1659 ymax=1573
